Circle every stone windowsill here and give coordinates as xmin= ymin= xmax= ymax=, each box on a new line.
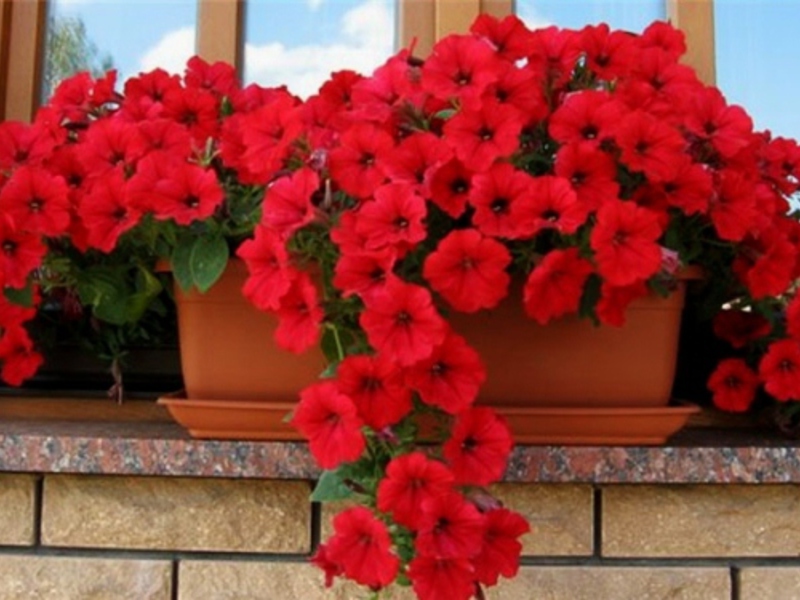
xmin=0 ymin=397 xmax=797 ymax=483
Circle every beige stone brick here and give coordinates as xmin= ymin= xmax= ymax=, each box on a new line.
xmin=492 ymin=483 xmax=593 ymax=556
xmin=603 ymin=484 xmax=800 ymax=557
xmin=0 ymin=474 xmax=36 ymax=546
xmin=41 ymin=475 xmax=311 ymax=553
xmin=179 ymin=563 xmax=728 ymax=600
xmin=0 ymin=555 xmax=170 ymax=599
xmin=489 ymin=566 xmax=730 ymax=600
xmin=320 ymin=484 xmax=593 ymax=557
xmin=740 ymin=567 xmax=800 ymax=600
xmin=179 ymin=561 xmax=415 ymax=600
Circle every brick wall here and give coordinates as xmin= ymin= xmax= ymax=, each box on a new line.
xmin=1 ymin=474 xmax=799 ymax=599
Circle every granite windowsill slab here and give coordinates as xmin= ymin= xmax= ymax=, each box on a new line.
xmin=0 ymin=418 xmax=797 ymax=483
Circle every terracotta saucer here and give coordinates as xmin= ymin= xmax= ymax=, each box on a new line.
xmin=157 ymin=394 xmax=301 ymax=440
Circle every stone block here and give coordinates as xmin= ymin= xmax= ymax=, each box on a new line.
xmin=491 ymin=566 xmax=729 ymax=600
xmin=41 ymin=475 xmax=311 ymax=553
xmin=0 ymin=474 xmax=36 ymax=545
xmin=320 ymin=484 xmax=593 ymax=557
xmin=603 ymin=484 xmax=800 ymax=557
xmin=179 ymin=561 xmax=415 ymax=600
xmin=492 ymin=483 xmax=593 ymax=556
xmin=0 ymin=555 xmax=170 ymax=599
xmin=740 ymin=567 xmax=800 ymax=599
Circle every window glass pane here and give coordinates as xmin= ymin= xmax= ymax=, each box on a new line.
xmin=516 ymin=0 xmax=665 ymax=32
xmin=716 ymin=0 xmax=800 ymax=141
xmin=43 ymin=0 xmax=198 ymax=101
xmin=243 ymin=0 xmax=397 ymax=98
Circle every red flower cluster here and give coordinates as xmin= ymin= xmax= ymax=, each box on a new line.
xmin=4 ymin=11 xmax=800 ymax=599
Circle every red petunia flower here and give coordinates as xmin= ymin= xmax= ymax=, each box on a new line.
xmin=76 ymin=118 xmax=147 ymax=180
xmin=261 ymin=167 xmax=319 ymax=237
xmin=470 ymin=14 xmax=537 ymax=62
xmin=360 ymin=280 xmax=447 ymax=366
xmin=328 ymin=122 xmax=394 ymax=199
xmin=713 ymin=310 xmax=772 ymax=350
xmin=759 ymin=339 xmax=800 ymax=402
xmin=336 ymin=353 xmax=411 ymax=429
xmin=237 ymin=225 xmax=296 ymax=311
xmin=291 ymin=381 xmax=365 ymax=468
xmin=0 ymin=165 xmax=70 ymax=237
xmin=708 ymin=358 xmax=760 ymax=413
xmin=407 ymin=332 xmax=487 ymax=415
xmin=355 ymin=182 xmax=427 ymax=253
xmin=525 ymin=26 xmax=582 ymax=88
xmin=615 ymin=110 xmax=686 ymax=182
xmin=376 ymin=451 xmax=454 ymax=530
xmin=121 ymin=68 xmax=181 ymax=120
xmin=684 ymin=87 xmax=754 ymax=159
xmin=421 ymin=34 xmax=500 ymax=105
xmin=161 ymin=86 xmax=220 ymax=145
xmin=442 ymin=100 xmax=524 ymax=173
xmin=554 ymin=141 xmax=620 ymax=215
xmin=127 ymin=153 xmax=224 ymax=225
xmin=79 ymin=171 xmax=142 ymax=253
xmin=382 ymin=131 xmax=452 ymax=196
xmin=426 ymin=158 xmax=473 ymax=219
xmin=274 ymin=272 xmax=322 ymax=354
xmin=527 ymin=174 xmax=586 ymax=235
xmin=523 ymin=248 xmax=594 ymax=325
xmin=184 ymin=55 xmax=238 ymax=97
xmin=596 ymin=281 xmax=649 ymax=327
xmin=443 ymin=407 xmax=513 ymax=485
xmin=473 ymin=507 xmax=530 ymax=586
xmin=415 ymin=490 xmax=485 ymax=559
xmin=655 ymin=158 xmax=713 ymax=215
xmin=423 ymin=228 xmax=511 ymax=313
xmin=469 ymin=163 xmax=535 ymax=239
xmin=548 ymin=90 xmax=624 ymax=146
xmin=239 ymin=93 xmax=304 ymax=184
xmin=333 ymin=248 xmax=397 ymax=301
xmin=708 ymin=170 xmax=759 ymax=242
xmin=310 ymin=544 xmax=342 ymax=588
xmin=0 ymin=325 xmax=43 ymax=387
xmin=0 ymin=215 xmax=47 ymax=289
xmin=580 ymin=23 xmax=637 ymax=80
xmin=136 ymin=118 xmax=193 ymax=157
xmin=485 ymin=61 xmax=548 ymax=120
xmin=0 ymin=121 xmax=56 ymax=171
xmin=733 ymin=228 xmax=796 ymax=300
xmin=590 ymin=200 xmax=663 ymax=287
xmin=408 ymin=555 xmax=476 ymax=600
xmin=324 ymin=506 xmax=400 ymax=589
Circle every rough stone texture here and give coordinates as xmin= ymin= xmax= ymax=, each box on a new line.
xmin=178 ymin=563 xmax=728 ymax=600
xmin=491 ymin=483 xmax=593 ymax=556
xmin=0 ymin=555 xmax=171 ymax=599
xmin=490 ymin=566 xmax=730 ymax=600
xmin=320 ymin=484 xmax=593 ymax=557
xmin=41 ymin=475 xmax=311 ymax=553
xmin=3 ymin=419 xmax=800 ymax=483
xmin=603 ymin=484 xmax=800 ymax=557
xmin=0 ymin=474 xmax=36 ymax=545
xmin=179 ymin=561 xmax=415 ymax=600
xmin=740 ymin=567 xmax=800 ymax=599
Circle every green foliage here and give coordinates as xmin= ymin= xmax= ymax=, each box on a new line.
xmin=171 ymin=233 xmax=229 ymax=293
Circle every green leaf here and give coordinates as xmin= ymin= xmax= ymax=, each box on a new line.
xmin=4 ymin=281 xmax=35 ymax=308
xmin=310 ymin=469 xmax=355 ymax=503
xmin=578 ymin=274 xmax=602 ymax=326
xmin=76 ymin=267 xmax=130 ymax=325
xmin=171 ymin=235 xmax=229 ymax=293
